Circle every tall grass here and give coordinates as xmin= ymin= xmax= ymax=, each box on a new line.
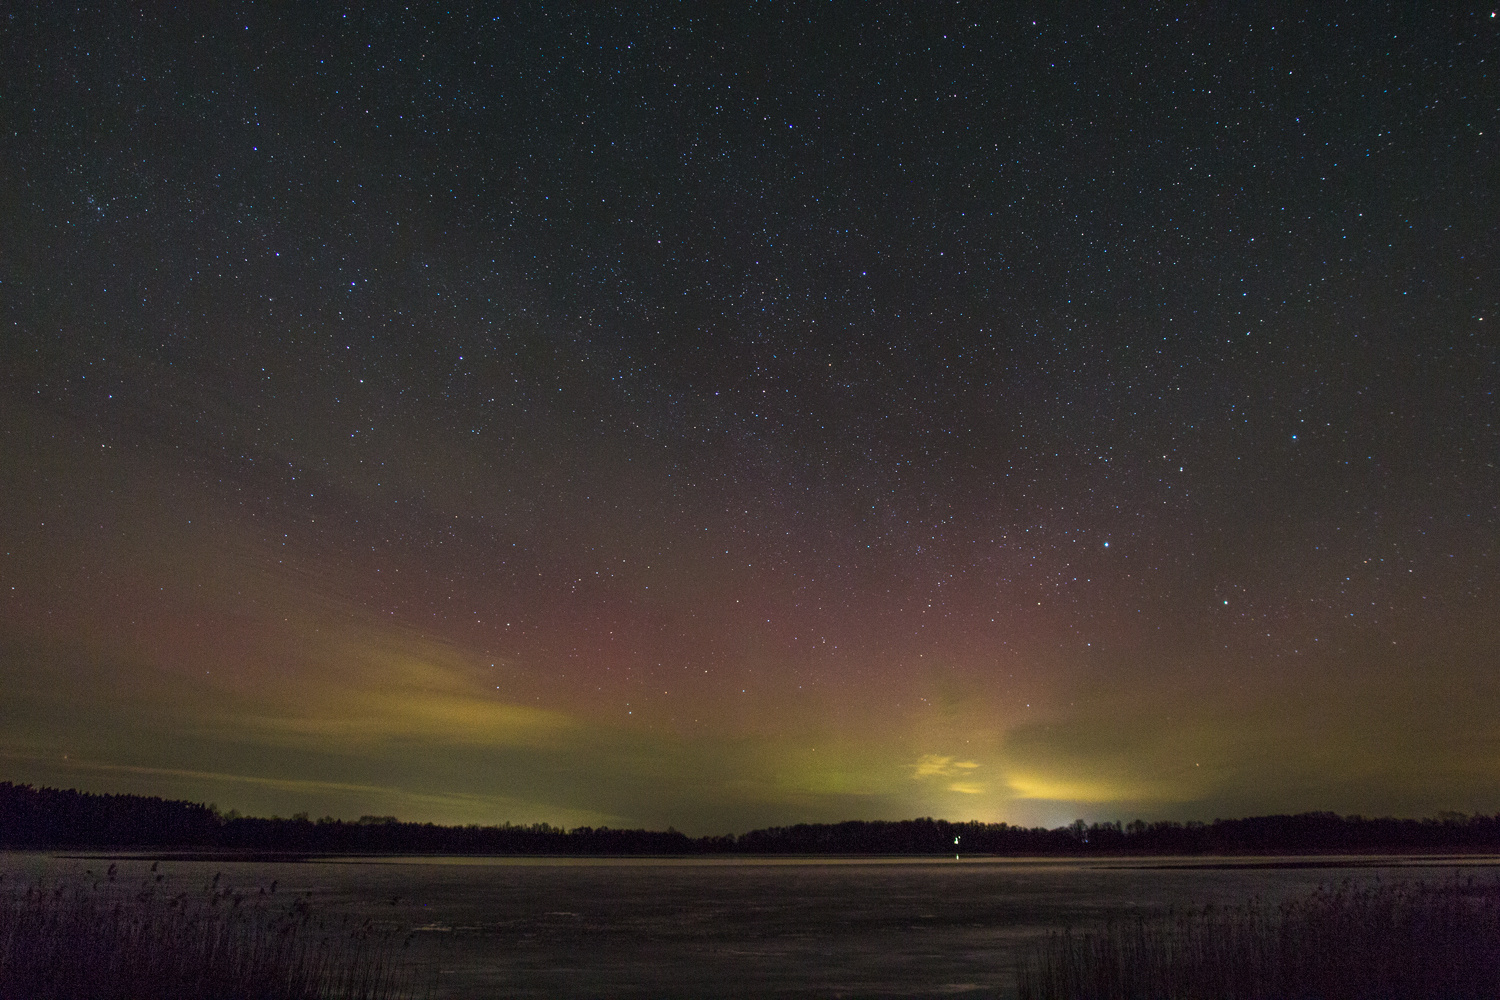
xmin=0 ymin=865 xmax=423 ymax=1000
xmin=1017 ymin=876 xmax=1500 ymax=1000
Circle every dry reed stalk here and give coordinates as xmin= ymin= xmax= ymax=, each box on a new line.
xmin=1017 ymin=876 xmax=1500 ymax=1000
xmin=0 ymin=865 xmax=425 ymax=1000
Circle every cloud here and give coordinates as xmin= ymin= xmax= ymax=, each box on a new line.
xmin=0 ymin=749 xmax=394 ymax=798
xmin=226 ymin=635 xmax=576 ymax=749
xmin=0 ymin=748 xmax=622 ymax=829
xmin=244 ymin=690 xmax=569 ymax=746
xmin=912 ymin=754 xmax=980 ymax=779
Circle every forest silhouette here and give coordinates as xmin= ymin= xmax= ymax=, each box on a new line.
xmin=5 ymin=783 xmax=1500 ymax=856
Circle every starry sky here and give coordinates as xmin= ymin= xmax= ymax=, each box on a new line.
xmin=1 ymin=6 xmax=1496 ymax=834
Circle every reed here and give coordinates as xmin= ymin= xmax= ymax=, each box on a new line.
xmin=1017 ymin=876 xmax=1500 ymax=1000
xmin=0 ymin=865 xmax=423 ymax=1000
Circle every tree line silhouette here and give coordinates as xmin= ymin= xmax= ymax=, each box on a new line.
xmin=4 ymin=782 xmax=1500 ymax=855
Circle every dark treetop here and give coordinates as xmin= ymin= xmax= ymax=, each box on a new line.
xmin=4 ymin=783 xmax=1500 ymax=857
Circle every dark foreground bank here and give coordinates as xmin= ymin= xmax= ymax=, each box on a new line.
xmin=1018 ymin=876 xmax=1500 ymax=1000
xmin=6 ymin=863 xmax=1499 ymax=1000
xmin=0 ymin=865 xmax=422 ymax=1000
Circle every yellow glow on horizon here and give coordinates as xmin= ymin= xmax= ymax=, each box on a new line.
xmin=1005 ymin=771 xmax=1180 ymax=803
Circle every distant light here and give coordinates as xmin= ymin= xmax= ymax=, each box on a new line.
xmin=1103 ymin=541 xmax=1109 ymax=548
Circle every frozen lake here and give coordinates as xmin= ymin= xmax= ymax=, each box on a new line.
xmin=6 ymin=852 xmax=1498 ymax=998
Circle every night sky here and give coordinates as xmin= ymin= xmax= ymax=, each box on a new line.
xmin=2 ymin=7 xmax=1496 ymax=834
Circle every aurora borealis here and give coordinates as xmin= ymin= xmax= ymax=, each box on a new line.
xmin=1 ymin=7 xmax=1496 ymax=834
